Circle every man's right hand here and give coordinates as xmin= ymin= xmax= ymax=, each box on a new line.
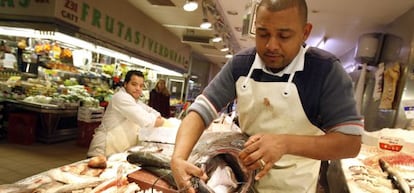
xmin=170 ymin=157 xmax=208 ymax=193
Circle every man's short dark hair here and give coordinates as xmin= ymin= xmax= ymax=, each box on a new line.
xmin=258 ymin=0 xmax=308 ymax=25
xmin=124 ymin=70 xmax=144 ymax=84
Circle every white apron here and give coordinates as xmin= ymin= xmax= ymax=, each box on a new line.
xmin=104 ymin=119 xmax=140 ymax=156
xmin=88 ymin=118 xmax=140 ymax=157
xmin=236 ymin=46 xmax=324 ymax=193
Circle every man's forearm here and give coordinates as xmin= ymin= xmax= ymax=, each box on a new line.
xmin=284 ymin=132 xmax=361 ymax=160
xmin=172 ymin=111 xmax=206 ymax=160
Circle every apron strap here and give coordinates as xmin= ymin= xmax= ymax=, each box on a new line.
xmin=283 ymin=71 xmax=295 ymax=97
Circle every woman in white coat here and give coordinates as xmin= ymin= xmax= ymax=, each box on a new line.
xmin=87 ymin=70 xmax=164 ymax=157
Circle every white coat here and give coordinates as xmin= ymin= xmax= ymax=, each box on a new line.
xmin=87 ymin=87 xmax=160 ymax=157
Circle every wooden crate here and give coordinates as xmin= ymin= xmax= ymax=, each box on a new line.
xmin=8 ymin=113 xmax=37 ymax=145
xmin=127 ymin=169 xmax=177 ymax=193
xmin=77 ymin=121 xmax=100 ymax=147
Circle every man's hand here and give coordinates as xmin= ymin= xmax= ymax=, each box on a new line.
xmin=239 ymin=134 xmax=288 ymax=180
xmin=170 ymin=158 xmax=208 ymax=192
xmin=154 ymin=116 xmax=164 ymax=127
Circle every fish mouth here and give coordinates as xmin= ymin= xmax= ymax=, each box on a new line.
xmin=192 ymin=150 xmax=254 ymax=193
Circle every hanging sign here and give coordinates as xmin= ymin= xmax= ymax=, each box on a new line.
xmin=0 ymin=0 xmax=190 ymax=70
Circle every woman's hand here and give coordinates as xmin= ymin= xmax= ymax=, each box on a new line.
xmin=170 ymin=157 xmax=208 ymax=193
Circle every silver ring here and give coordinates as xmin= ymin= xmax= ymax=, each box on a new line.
xmin=259 ymin=159 xmax=266 ymax=169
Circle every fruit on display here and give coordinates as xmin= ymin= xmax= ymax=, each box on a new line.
xmin=0 ymin=36 xmax=140 ymax=109
xmin=64 ymin=78 xmax=78 ymax=86
xmin=23 ymin=95 xmax=53 ymax=104
xmin=17 ymin=39 xmax=27 ymax=49
xmin=34 ymin=41 xmax=51 ymax=54
xmin=60 ymin=48 xmax=72 ymax=60
xmin=51 ymin=42 xmax=61 ymax=59
xmin=101 ymin=64 xmax=115 ymax=76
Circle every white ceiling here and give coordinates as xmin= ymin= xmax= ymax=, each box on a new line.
xmin=128 ymin=0 xmax=414 ymax=68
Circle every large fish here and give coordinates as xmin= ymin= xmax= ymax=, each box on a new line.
xmin=127 ymin=131 xmax=255 ymax=193
xmin=378 ymin=159 xmax=411 ymax=193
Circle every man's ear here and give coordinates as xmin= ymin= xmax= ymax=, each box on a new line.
xmin=303 ymin=23 xmax=313 ymax=42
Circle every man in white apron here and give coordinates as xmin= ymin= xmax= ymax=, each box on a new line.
xmin=87 ymin=70 xmax=164 ymax=157
xmin=170 ymin=0 xmax=363 ymax=192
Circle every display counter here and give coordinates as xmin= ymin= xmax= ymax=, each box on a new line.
xmin=0 ymin=142 xmax=177 ymax=193
xmin=327 ymin=129 xmax=414 ymax=193
xmin=3 ymin=99 xmax=78 ymax=143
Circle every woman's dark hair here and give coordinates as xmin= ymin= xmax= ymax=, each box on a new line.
xmin=124 ymin=70 xmax=144 ymax=84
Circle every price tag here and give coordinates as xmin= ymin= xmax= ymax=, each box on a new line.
xmin=378 ymin=136 xmax=404 ymax=152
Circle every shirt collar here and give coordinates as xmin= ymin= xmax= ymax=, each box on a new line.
xmin=251 ymin=47 xmax=306 ymax=77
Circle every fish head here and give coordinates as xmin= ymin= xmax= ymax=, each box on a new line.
xmin=189 ymin=132 xmax=255 ymax=193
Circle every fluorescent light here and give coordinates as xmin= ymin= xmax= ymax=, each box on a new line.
xmin=220 ymin=46 xmax=229 ymax=52
xmin=211 ymin=35 xmax=222 ymax=43
xmin=96 ymin=46 xmax=118 ymax=58
xmin=163 ymin=24 xmax=212 ymax=31
xmin=0 ymin=26 xmax=34 ymax=37
xmin=183 ymin=0 xmax=198 ymax=12
xmin=54 ymin=32 xmax=95 ymax=51
xmin=0 ymin=26 xmax=96 ymax=51
xmin=0 ymin=26 xmax=181 ymax=76
xmin=130 ymin=57 xmax=183 ymax=77
xmin=225 ymin=53 xmax=233 ymax=58
xmin=200 ymin=18 xmax=212 ymax=29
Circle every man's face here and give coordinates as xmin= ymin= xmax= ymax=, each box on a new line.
xmin=124 ymin=75 xmax=145 ymax=100
xmin=255 ymin=6 xmax=312 ymax=71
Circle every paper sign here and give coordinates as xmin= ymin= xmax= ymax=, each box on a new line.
xmin=378 ymin=136 xmax=404 ymax=152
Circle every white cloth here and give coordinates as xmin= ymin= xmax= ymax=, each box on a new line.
xmin=87 ymin=87 xmax=161 ymax=157
xmin=138 ymin=118 xmax=181 ymax=144
xmin=236 ymin=46 xmax=324 ymax=193
xmin=354 ymin=63 xmax=367 ymax=115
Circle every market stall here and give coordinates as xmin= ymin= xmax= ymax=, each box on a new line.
xmin=0 ymin=115 xmax=245 ymax=192
xmin=0 ymin=117 xmax=181 ymax=192
xmin=0 ymin=24 xmax=190 ymax=144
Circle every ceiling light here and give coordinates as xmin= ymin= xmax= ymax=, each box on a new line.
xmin=183 ymin=0 xmax=198 ymax=12
xmin=200 ymin=18 xmax=212 ymax=29
xmin=211 ymin=35 xmax=222 ymax=43
xmin=225 ymin=52 xmax=233 ymax=58
xmin=220 ymin=46 xmax=229 ymax=52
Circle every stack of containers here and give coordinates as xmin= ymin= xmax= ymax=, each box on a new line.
xmin=76 ymin=106 xmax=104 ymax=147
